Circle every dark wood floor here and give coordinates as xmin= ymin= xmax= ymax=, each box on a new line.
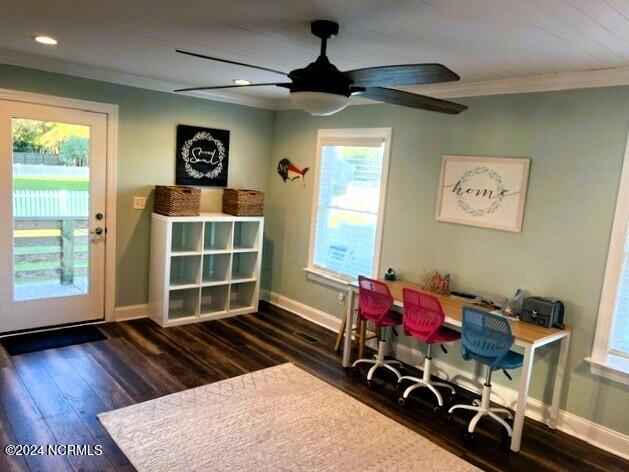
xmin=0 ymin=303 xmax=626 ymax=472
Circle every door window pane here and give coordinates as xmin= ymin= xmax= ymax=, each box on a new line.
xmin=12 ymin=118 xmax=90 ymax=300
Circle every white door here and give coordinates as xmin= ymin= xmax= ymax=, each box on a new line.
xmin=0 ymin=100 xmax=107 ymax=333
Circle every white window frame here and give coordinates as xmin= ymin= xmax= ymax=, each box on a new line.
xmin=587 ymin=130 xmax=629 ymax=384
xmin=304 ymin=128 xmax=392 ymax=288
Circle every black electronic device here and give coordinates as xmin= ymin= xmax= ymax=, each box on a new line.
xmin=520 ymin=297 xmax=565 ymax=329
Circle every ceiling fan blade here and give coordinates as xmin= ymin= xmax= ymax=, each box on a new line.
xmin=174 ymin=83 xmax=289 ymax=92
xmin=345 ymin=64 xmax=459 ymax=87
xmin=358 ymin=87 xmax=467 ymax=114
xmin=176 ymin=49 xmax=289 ymax=77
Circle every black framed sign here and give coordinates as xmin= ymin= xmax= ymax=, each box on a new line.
xmin=175 ymin=124 xmax=230 ymax=187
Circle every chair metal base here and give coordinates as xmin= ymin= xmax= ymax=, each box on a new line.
xmin=398 ymin=345 xmax=455 ymax=407
xmin=448 ymin=382 xmax=513 ymax=436
xmin=352 ymin=332 xmax=402 ymax=382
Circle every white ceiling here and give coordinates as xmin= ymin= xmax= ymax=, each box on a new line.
xmin=3 ymin=0 xmax=629 ymax=109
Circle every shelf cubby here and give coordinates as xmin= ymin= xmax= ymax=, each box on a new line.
xmin=168 ymin=287 xmax=199 ymax=320
xmin=200 ymin=285 xmax=229 ymax=316
xmin=150 ymin=213 xmax=263 ymax=328
xmin=231 ymin=252 xmax=258 ymax=282
xmin=171 ymin=222 xmax=202 ymax=253
xmin=229 ymin=282 xmax=256 ymax=311
xmin=233 ymin=221 xmax=260 ymax=250
xmin=170 ymin=255 xmax=200 ymax=287
xmin=204 ymin=221 xmax=232 ymax=251
xmin=202 ymin=253 xmax=231 ymax=285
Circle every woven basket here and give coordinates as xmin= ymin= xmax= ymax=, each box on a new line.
xmin=154 ymin=186 xmax=201 ymax=216
xmin=222 ymin=189 xmax=264 ymax=216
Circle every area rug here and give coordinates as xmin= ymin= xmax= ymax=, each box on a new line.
xmin=98 ymin=363 xmax=479 ymax=471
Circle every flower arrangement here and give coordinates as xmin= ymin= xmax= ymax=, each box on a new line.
xmin=419 ymin=270 xmax=450 ymax=295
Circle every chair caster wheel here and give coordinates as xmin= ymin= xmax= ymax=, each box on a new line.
xmin=463 ymin=431 xmax=475 ymax=445
xmin=445 ymin=412 xmax=454 ymax=424
xmin=367 ymin=380 xmax=378 ymax=391
xmin=398 ymin=396 xmax=406 ymax=406
xmin=433 ymin=405 xmax=443 ymax=416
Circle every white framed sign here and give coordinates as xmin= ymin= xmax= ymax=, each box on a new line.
xmin=435 ymin=155 xmax=530 ymax=233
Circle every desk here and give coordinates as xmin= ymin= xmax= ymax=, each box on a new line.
xmin=342 ymin=279 xmax=571 ymax=453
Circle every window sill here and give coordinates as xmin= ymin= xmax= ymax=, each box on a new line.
xmin=585 ymin=355 xmax=629 ymax=386
xmin=303 ymin=267 xmax=351 ymax=290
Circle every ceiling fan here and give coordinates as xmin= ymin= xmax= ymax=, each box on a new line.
xmin=175 ymin=20 xmax=467 ymax=116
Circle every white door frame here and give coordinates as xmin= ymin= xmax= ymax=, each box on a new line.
xmin=0 ymin=88 xmax=118 ymax=323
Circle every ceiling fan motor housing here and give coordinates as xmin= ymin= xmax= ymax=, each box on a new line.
xmin=287 ymin=56 xmax=353 ymax=96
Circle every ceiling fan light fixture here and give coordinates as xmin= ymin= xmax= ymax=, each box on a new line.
xmin=289 ymin=91 xmax=349 ymax=116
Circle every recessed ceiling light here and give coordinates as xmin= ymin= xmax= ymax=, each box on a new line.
xmin=33 ymin=35 xmax=58 ymax=45
xmin=233 ymin=79 xmax=251 ymax=86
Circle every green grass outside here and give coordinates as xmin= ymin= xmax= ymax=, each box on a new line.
xmin=14 ymin=245 xmax=88 ymax=255
xmin=14 ymin=177 xmax=89 ymax=191
xmin=15 ymin=260 xmax=88 ymax=271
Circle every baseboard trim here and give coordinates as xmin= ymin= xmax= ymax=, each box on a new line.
xmin=114 ymin=304 xmax=150 ymax=322
xmin=261 ymin=290 xmax=629 ymax=460
xmin=261 ymin=290 xmax=341 ymax=331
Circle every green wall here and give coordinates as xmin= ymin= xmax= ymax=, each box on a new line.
xmin=264 ymin=88 xmax=629 ymax=434
xmin=2 ymin=62 xmax=627 ymax=434
xmin=0 ymin=64 xmax=275 ymax=307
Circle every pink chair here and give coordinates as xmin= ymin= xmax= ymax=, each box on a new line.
xmin=352 ymin=276 xmax=402 ymax=386
xmin=398 ymin=288 xmax=460 ymax=411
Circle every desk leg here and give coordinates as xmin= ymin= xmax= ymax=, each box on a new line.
xmin=342 ymin=288 xmax=355 ymax=368
xmin=511 ymin=344 xmax=534 ymax=452
xmin=549 ymin=332 xmax=571 ymax=429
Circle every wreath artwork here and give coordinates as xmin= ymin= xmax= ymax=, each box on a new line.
xmin=436 ymin=155 xmax=530 ymax=233
xmin=456 ymin=166 xmax=506 ymax=217
xmin=176 ymin=125 xmax=230 ymax=187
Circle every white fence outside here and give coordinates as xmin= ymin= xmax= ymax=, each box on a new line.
xmin=13 ymin=190 xmax=89 ymax=217
xmin=13 ymin=163 xmax=89 ymax=179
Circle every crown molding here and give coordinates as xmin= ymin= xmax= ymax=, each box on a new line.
xmin=273 ymin=66 xmax=629 ymax=111
xmin=4 ymin=49 xmax=629 ymax=112
xmin=0 ymin=49 xmax=279 ymax=110
xmin=402 ymin=66 xmax=629 ymax=100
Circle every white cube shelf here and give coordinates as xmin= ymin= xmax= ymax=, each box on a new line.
xmin=168 ymin=287 xmax=199 ymax=321
xmin=229 ymin=281 xmax=256 ymax=311
xmin=204 ymin=221 xmax=232 ymax=252
xmin=202 ymin=253 xmax=231 ymax=285
xmin=233 ymin=221 xmax=260 ymax=250
xmin=170 ymin=255 xmax=201 ymax=288
xmin=231 ymin=252 xmax=258 ymax=282
xmin=171 ymin=221 xmax=203 ymax=253
xmin=149 ymin=213 xmax=263 ymax=327
xmin=201 ymin=285 xmax=229 ymax=317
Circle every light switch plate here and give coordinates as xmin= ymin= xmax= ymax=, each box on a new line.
xmin=133 ymin=196 xmax=146 ymax=210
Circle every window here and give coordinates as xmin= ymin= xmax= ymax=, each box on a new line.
xmin=589 ymin=132 xmax=629 ymax=383
xmin=306 ymin=129 xmax=391 ymax=283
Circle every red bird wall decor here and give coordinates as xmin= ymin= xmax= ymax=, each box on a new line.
xmin=278 ymin=158 xmax=309 ymax=186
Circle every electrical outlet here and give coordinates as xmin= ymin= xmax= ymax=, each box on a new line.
xmin=337 ymin=291 xmax=345 ymax=305
xmin=133 ymin=196 xmax=146 ymax=210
